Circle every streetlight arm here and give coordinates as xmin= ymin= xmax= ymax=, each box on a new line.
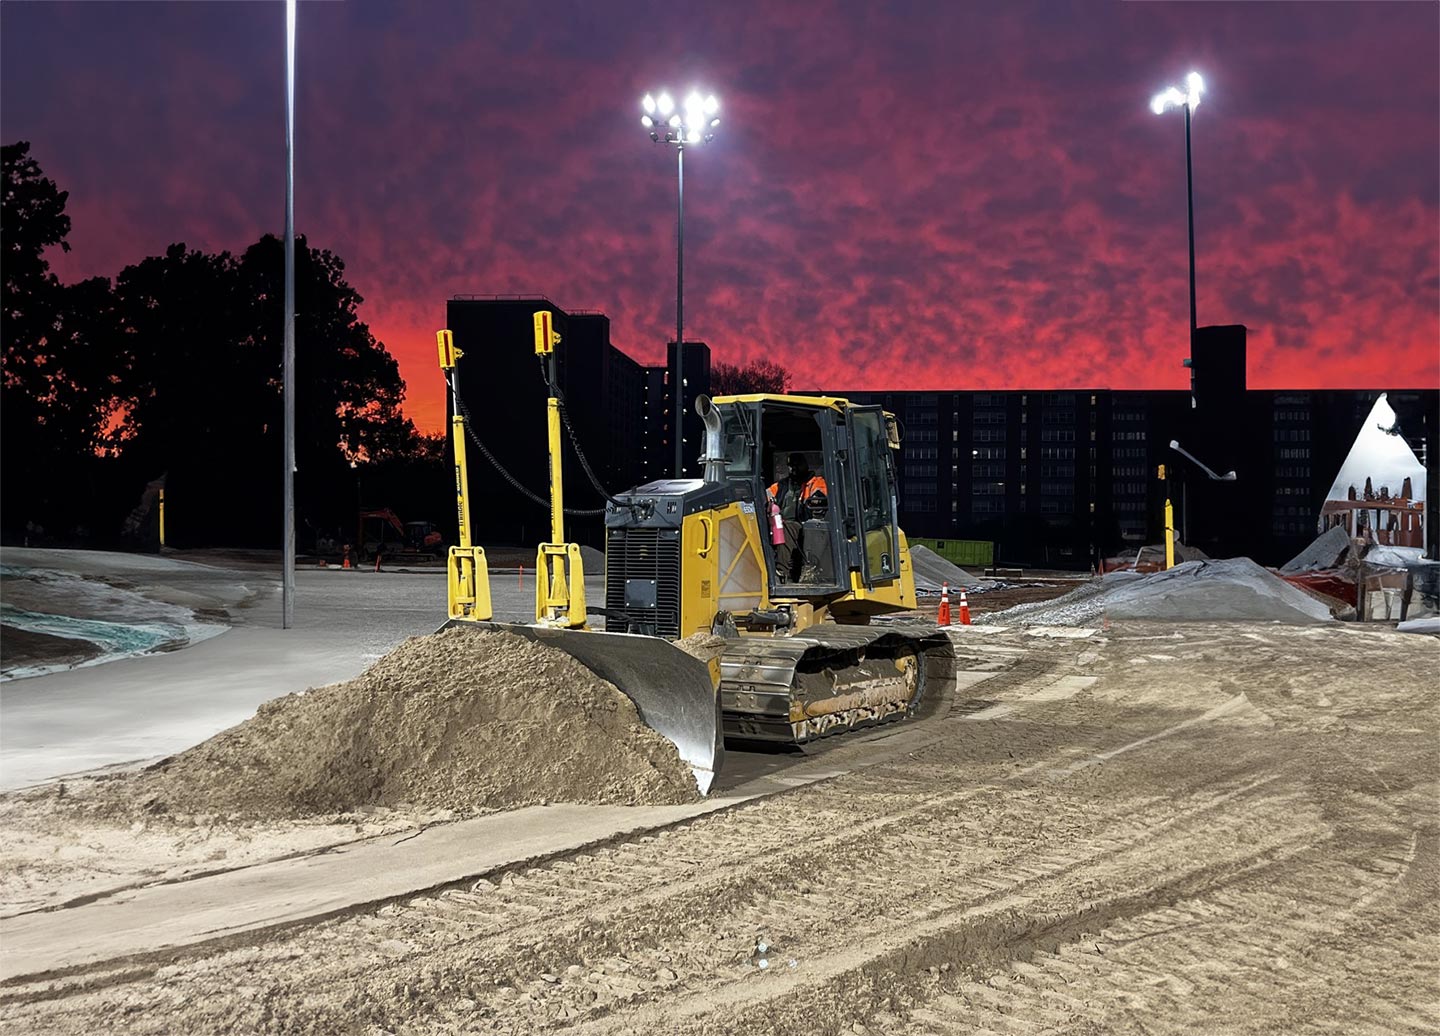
xmin=1169 ymin=440 xmax=1237 ymax=481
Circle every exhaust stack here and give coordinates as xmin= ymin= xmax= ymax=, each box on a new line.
xmin=696 ymin=395 xmax=727 ymax=483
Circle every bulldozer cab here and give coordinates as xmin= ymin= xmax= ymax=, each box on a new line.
xmin=716 ymin=396 xmax=901 ymax=596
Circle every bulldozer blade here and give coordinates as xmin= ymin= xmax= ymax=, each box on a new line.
xmin=438 ymin=620 xmax=723 ymax=795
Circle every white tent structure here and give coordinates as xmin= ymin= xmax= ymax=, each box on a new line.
xmin=1319 ymin=394 xmax=1426 ymax=549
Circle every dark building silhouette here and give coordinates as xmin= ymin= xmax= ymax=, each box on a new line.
xmin=445 ymin=297 xmax=709 ymax=546
xmin=1179 ymin=324 xmax=1248 ymax=558
xmin=826 ymin=324 xmax=1436 ymax=567
xmin=638 ymin=341 xmax=712 ymax=482
xmin=445 ymin=296 xmax=643 ymax=546
xmin=447 ymin=303 xmax=1436 ymax=563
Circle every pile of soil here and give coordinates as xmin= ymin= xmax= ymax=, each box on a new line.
xmin=115 ymin=628 xmax=699 ymax=819
xmin=674 ymin=632 xmax=729 ymax=667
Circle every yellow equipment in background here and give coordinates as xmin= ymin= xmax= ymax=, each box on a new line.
xmin=436 ymin=313 xmax=953 ymax=794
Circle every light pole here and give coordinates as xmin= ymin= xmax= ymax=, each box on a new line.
xmin=642 ymin=89 xmax=720 ymax=478
xmin=1151 ymin=72 xmax=1204 ymax=340
xmin=282 ymin=0 xmax=296 ymax=626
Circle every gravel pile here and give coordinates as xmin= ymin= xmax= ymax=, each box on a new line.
xmin=109 ymin=627 xmax=699 ymax=819
xmin=910 ymin=546 xmax=995 ymax=593
xmin=1279 ymin=526 xmax=1352 ymax=574
xmin=980 ymin=558 xmax=1337 ymax=627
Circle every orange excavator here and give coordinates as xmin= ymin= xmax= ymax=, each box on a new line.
xmin=357 ymin=508 xmax=444 ymax=562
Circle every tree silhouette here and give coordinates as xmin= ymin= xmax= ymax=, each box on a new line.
xmin=711 ymin=358 xmax=790 ymax=395
xmin=105 ymin=236 xmax=426 ymax=546
xmin=2 ymin=142 xmax=430 ymax=548
xmin=2 ymin=142 xmax=128 ymax=537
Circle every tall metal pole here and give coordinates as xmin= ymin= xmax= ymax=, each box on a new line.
xmin=673 ymin=144 xmax=685 ymax=478
xmin=282 ymin=0 xmax=296 ymax=628
xmin=1185 ymin=102 xmax=1196 ymax=338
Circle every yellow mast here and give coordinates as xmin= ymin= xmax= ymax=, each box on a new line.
xmin=533 ymin=311 xmax=588 ymax=628
xmin=437 ymin=329 xmax=492 ymax=620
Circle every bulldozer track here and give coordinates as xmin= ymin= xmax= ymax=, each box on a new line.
xmin=3 ymin=624 xmax=1435 ymax=1035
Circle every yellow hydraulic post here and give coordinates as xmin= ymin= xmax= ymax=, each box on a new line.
xmin=1159 ymin=463 xmax=1175 ymax=570
xmin=533 ymin=310 xmax=587 ymax=628
xmin=437 ymin=329 xmax=492 ymax=620
xmin=158 ymin=488 xmax=165 ymax=548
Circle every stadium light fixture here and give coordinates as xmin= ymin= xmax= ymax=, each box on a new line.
xmin=640 ymin=89 xmax=721 ymax=477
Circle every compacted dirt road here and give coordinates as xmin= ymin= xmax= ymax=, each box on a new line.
xmin=2 ymin=621 xmax=1436 ymax=1034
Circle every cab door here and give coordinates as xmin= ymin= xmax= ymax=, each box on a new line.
xmin=847 ymin=406 xmax=901 ymax=586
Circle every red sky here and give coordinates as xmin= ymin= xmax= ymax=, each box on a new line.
xmin=3 ymin=0 xmax=1437 ymax=434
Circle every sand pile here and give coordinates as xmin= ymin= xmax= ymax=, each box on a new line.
xmin=116 ymin=628 xmax=699 ymax=819
xmin=909 ymin=546 xmax=995 ymax=593
xmin=980 ymin=558 xmax=1337 ymax=627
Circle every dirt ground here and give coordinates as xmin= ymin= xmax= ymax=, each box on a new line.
xmin=1 ymin=619 xmax=1436 ymax=1034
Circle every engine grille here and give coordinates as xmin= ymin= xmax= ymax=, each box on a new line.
xmin=605 ymin=527 xmax=681 ymax=638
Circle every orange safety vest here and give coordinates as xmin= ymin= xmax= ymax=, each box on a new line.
xmin=768 ymin=475 xmax=828 ymax=520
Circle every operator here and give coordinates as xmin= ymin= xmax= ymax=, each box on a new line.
xmin=767 ymin=452 xmax=828 ymax=581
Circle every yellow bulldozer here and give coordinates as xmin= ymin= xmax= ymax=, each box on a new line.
xmin=437 ymin=316 xmax=952 ymax=794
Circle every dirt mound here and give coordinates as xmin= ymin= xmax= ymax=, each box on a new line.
xmin=117 ymin=628 xmax=699 ymax=818
xmin=981 ymin=559 xmax=1336 ymax=627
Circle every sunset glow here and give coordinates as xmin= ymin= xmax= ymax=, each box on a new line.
xmin=3 ymin=1 xmax=1436 ymax=436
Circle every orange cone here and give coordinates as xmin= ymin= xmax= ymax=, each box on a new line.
xmin=937 ymin=582 xmax=951 ymax=626
xmin=342 ymin=545 xmax=353 ymax=570
xmin=958 ymin=587 xmax=972 ymax=626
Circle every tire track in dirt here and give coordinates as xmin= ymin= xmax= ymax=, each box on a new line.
xmin=545 ymin=779 xmax=1324 ymax=1036
xmin=893 ymin=826 xmax=1438 ymax=1035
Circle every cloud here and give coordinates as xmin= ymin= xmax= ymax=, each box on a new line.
xmin=3 ymin=0 xmax=1435 ymax=434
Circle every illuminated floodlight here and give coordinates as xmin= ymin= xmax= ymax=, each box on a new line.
xmin=683 ymin=91 xmax=705 ymax=129
xmin=641 ymin=88 xmax=720 ymax=147
xmin=1148 ymin=70 xmax=1209 ymax=338
xmin=1151 ymin=71 xmax=1203 ymax=114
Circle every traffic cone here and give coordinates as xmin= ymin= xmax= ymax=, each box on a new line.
xmin=937 ymin=582 xmax=951 ymax=626
xmin=342 ymin=545 xmax=353 ymax=570
xmin=958 ymin=588 xmax=972 ymax=626
xmin=373 ymin=550 xmax=382 ymax=573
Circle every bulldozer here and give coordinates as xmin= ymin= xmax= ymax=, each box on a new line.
xmin=436 ymin=317 xmax=952 ymax=794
